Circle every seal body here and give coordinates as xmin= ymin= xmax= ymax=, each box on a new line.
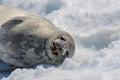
xmin=0 ymin=5 xmax=75 ymax=67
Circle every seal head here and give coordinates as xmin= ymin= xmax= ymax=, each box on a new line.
xmin=46 ymin=33 xmax=75 ymax=64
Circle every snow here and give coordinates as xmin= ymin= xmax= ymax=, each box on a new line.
xmin=0 ymin=0 xmax=120 ymax=80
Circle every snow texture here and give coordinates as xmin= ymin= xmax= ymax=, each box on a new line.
xmin=0 ymin=0 xmax=120 ymax=80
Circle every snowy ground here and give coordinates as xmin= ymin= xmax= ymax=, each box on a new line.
xmin=0 ymin=0 xmax=120 ymax=80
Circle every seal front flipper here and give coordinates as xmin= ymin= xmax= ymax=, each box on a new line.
xmin=1 ymin=16 xmax=25 ymax=29
xmin=0 ymin=65 xmax=23 ymax=73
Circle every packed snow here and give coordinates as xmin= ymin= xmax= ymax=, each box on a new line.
xmin=0 ymin=0 xmax=120 ymax=80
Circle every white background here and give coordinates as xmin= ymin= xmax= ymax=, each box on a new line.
xmin=0 ymin=0 xmax=120 ymax=80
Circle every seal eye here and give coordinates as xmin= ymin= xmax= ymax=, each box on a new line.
xmin=60 ymin=36 xmax=66 ymax=41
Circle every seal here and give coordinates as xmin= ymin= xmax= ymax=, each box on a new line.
xmin=0 ymin=5 xmax=75 ymax=68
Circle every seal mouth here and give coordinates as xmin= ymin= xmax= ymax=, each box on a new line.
xmin=50 ymin=40 xmax=68 ymax=57
xmin=50 ymin=41 xmax=59 ymax=56
xmin=45 ymin=35 xmax=75 ymax=64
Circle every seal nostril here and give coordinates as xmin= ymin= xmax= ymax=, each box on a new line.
xmin=66 ymin=51 xmax=69 ymax=56
xmin=64 ymin=51 xmax=69 ymax=57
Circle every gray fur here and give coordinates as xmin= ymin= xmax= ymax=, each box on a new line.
xmin=0 ymin=5 xmax=75 ymax=67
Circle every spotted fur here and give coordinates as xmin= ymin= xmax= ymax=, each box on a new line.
xmin=0 ymin=5 xmax=75 ymax=67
